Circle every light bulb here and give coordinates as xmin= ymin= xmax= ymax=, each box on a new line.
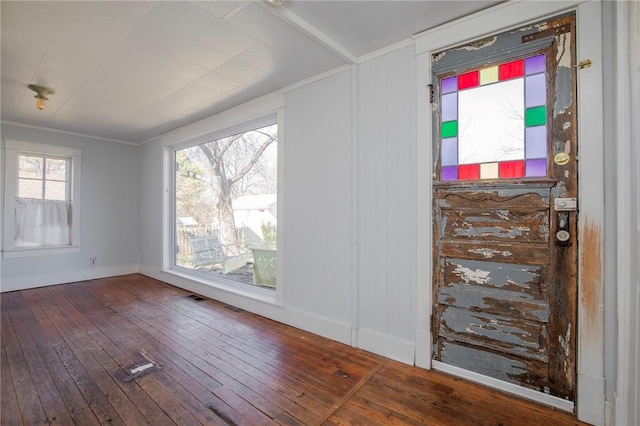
xmin=35 ymin=97 xmax=46 ymax=110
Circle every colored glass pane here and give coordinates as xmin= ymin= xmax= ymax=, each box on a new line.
xmin=441 ymin=76 xmax=457 ymax=94
xmin=499 ymin=59 xmax=524 ymax=80
xmin=441 ymin=120 xmax=458 ymax=138
xmin=458 ymin=164 xmax=480 ymax=180
xmin=525 ymin=126 xmax=547 ymax=159
xmin=458 ymin=71 xmax=479 ymax=90
xmin=441 ymin=166 xmax=458 ymax=181
xmin=441 ymin=93 xmax=458 ymax=122
xmin=525 ymin=54 xmax=546 ymax=75
xmin=480 ymin=162 xmax=499 ymax=179
xmin=480 ymin=66 xmax=498 ymax=85
xmin=525 ymin=74 xmax=546 ymax=108
xmin=525 ymin=106 xmax=546 ymax=127
xmin=441 ymin=138 xmax=458 ymax=166
xmin=499 ymin=160 xmax=525 ymax=178
xmin=526 ymin=158 xmax=547 ymax=177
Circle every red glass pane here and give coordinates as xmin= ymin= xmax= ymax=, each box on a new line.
xmin=458 ymin=71 xmax=479 ymax=90
xmin=499 ymin=160 xmax=525 ymax=178
xmin=499 ymin=59 xmax=524 ymax=80
xmin=458 ymin=164 xmax=480 ymax=180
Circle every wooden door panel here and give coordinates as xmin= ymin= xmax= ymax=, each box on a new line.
xmin=431 ymin=14 xmax=577 ymax=401
xmin=443 ymin=259 xmax=547 ymax=295
xmin=438 ymin=307 xmax=547 ymax=361
xmin=439 ymin=341 xmax=547 ymax=389
xmin=438 ymin=281 xmax=549 ymax=322
xmin=441 ymin=241 xmax=550 ymax=264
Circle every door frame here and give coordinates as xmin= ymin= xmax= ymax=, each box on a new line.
xmin=414 ymin=1 xmax=604 ymax=424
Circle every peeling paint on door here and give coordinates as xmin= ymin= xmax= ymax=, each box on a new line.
xmin=431 ymin=13 xmax=578 ymax=401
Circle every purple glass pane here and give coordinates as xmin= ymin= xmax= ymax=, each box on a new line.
xmin=441 ymin=77 xmax=457 ymax=94
xmin=441 ymin=166 xmax=458 ymax=181
xmin=525 ymin=74 xmax=546 ymax=108
xmin=525 ymin=126 xmax=547 ymax=159
xmin=441 ymin=137 xmax=458 ymax=166
xmin=441 ymin=93 xmax=458 ymax=122
xmin=526 ymin=158 xmax=547 ymax=177
xmin=525 ymin=54 xmax=545 ymax=75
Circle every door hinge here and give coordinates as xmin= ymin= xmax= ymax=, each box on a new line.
xmin=428 ymin=84 xmax=434 ymax=104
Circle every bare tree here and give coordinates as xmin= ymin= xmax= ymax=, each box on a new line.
xmin=192 ymin=125 xmax=277 ymax=253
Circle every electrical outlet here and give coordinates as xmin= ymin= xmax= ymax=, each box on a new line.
xmin=90 ymin=257 xmax=97 ymax=267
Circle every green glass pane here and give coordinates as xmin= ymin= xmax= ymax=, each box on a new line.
xmin=441 ymin=120 xmax=458 ymax=138
xmin=525 ymin=106 xmax=546 ymax=127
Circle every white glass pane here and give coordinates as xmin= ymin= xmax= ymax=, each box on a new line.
xmin=458 ymin=78 xmax=524 ymax=165
xmin=18 ymin=179 xmax=43 ymax=198
xmin=18 ymin=156 xmax=43 ymax=179
xmin=46 ymin=158 xmax=68 ymax=181
xmin=45 ymin=181 xmax=67 ymax=200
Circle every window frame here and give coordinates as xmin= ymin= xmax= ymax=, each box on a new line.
xmin=3 ymin=139 xmax=82 ymax=258
xmin=166 ymin=112 xmax=282 ymax=303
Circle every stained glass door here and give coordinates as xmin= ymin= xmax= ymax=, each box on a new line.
xmin=431 ymin=14 xmax=578 ymax=402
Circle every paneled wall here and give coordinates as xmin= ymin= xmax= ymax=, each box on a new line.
xmin=356 ymin=46 xmax=417 ymax=362
xmin=283 ymin=70 xmax=354 ymax=330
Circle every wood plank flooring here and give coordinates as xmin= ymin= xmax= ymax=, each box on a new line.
xmin=0 ymin=274 xmax=587 ymax=425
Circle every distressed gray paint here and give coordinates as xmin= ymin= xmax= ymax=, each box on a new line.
xmin=438 ymin=282 xmax=550 ymax=322
xmin=441 ymin=341 xmax=530 ymax=385
xmin=446 ymin=258 xmax=543 ymax=290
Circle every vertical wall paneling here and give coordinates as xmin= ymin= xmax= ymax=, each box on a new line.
xmin=282 ymin=70 xmax=353 ymax=335
xmin=350 ymin=66 xmax=360 ymax=346
xmin=615 ymin=1 xmax=640 ymax=424
xmin=356 ymin=46 xmax=417 ymax=363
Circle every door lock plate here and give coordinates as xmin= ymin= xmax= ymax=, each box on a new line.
xmin=554 ymin=197 xmax=577 ymax=211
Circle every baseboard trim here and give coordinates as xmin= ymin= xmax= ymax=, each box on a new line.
xmin=0 ymin=265 xmax=140 ymax=292
xmin=139 ymin=265 xmax=353 ymax=346
xmin=357 ymin=327 xmax=415 ymax=364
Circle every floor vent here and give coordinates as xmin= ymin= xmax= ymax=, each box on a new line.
xmin=224 ymin=305 xmax=242 ymax=312
xmin=187 ymin=294 xmax=206 ymax=301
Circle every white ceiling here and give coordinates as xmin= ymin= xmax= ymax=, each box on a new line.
xmin=1 ymin=1 xmax=498 ymax=144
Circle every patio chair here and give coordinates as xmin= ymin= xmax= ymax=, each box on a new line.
xmin=251 ymin=248 xmax=277 ymax=288
xmin=242 ymin=226 xmax=265 ymax=249
xmin=189 ymin=235 xmax=249 ymax=274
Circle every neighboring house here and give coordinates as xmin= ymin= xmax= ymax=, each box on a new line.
xmin=232 ymin=194 xmax=277 ymax=242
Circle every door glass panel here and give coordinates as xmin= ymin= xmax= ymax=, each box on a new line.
xmin=439 ymin=53 xmax=548 ymax=181
xmin=458 ymin=78 xmax=524 ymax=164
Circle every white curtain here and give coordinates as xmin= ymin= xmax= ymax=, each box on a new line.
xmin=14 ymin=198 xmax=71 ymax=246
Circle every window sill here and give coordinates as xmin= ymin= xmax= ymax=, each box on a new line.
xmin=2 ymin=245 xmax=80 ymax=259
xmin=166 ymin=267 xmax=281 ymax=307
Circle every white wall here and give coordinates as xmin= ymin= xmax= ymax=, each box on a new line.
xmin=1 ymin=123 xmax=140 ymax=291
xmin=356 ymin=46 xmax=417 ymax=363
xmin=283 ymin=70 xmax=354 ymax=327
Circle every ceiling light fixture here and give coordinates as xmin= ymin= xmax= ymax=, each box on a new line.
xmin=27 ymin=84 xmax=55 ymax=111
xmin=264 ymin=0 xmax=285 ymax=5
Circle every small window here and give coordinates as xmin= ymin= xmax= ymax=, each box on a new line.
xmin=3 ymin=139 xmax=81 ymax=257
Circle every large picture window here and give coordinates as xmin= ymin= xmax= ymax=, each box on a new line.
xmin=173 ymin=123 xmax=278 ymax=289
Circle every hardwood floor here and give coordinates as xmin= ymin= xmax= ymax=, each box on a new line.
xmin=1 ymin=274 xmax=586 ymax=425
